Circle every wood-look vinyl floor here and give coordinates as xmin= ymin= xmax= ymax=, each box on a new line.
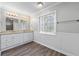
xmin=1 ymin=42 xmax=65 ymax=56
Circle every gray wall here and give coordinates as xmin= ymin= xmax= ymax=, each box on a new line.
xmin=33 ymin=2 xmax=79 ymax=56
xmin=56 ymin=2 xmax=79 ymax=33
xmin=33 ymin=2 xmax=79 ymax=33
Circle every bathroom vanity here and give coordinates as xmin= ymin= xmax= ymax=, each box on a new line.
xmin=0 ymin=30 xmax=33 ymax=52
xmin=0 ymin=8 xmax=33 ymax=55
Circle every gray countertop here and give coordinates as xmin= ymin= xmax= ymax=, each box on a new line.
xmin=0 ymin=30 xmax=33 ymax=35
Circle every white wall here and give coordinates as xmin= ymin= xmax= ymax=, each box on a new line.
xmin=33 ymin=2 xmax=79 ymax=56
xmin=56 ymin=2 xmax=79 ymax=33
xmin=33 ymin=2 xmax=79 ymax=33
xmin=34 ymin=32 xmax=79 ymax=56
xmin=0 ymin=8 xmax=6 ymax=32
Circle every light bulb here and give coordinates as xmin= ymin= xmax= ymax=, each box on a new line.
xmin=38 ymin=3 xmax=43 ymax=7
xmin=37 ymin=2 xmax=43 ymax=8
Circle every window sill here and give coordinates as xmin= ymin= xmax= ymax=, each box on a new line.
xmin=40 ymin=31 xmax=56 ymax=35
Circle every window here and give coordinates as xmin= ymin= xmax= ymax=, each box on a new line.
xmin=39 ymin=11 xmax=56 ymax=35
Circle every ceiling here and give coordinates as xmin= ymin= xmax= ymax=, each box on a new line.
xmin=0 ymin=2 xmax=60 ymax=15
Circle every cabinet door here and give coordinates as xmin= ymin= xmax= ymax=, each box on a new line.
xmin=27 ymin=33 xmax=33 ymax=41
xmin=6 ymin=34 xmax=16 ymax=47
xmin=14 ymin=33 xmax=23 ymax=44
xmin=6 ymin=34 xmax=23 ymax=48
xmin=23 ymin=33 xmax=29 ymax=42
xmin=23 ymin=33 xmax=33 ymax=42
xmin=1 ymin=35 xmax=7 ymax=49
xmin=0 ymin=22 xmax=2 ymax=32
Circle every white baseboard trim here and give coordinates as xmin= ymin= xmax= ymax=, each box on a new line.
xmin=34 ymin=40 xmax=75 ymax=56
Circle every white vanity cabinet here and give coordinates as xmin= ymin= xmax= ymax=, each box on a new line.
xmin=6 ymin=34 xmax=14 ymax=47
xmin=0 ymin=32 xmax=33 ymax=51
xmin=6 ymin=34 xmax=22 ymax=48
xmin=23 ymin=32 xmax=33 ymax=43
xmin=13 ymin=33 xmax=23 ymax=44
xmin=1 ymin=35 xmax=7 ymax=50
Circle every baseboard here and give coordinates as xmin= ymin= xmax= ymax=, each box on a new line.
xmin=34 ymin=40 xmax=75 ymax=56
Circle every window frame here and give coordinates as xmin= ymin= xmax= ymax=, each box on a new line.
xmin=39 ymin=10 xmax=56 ymax=35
